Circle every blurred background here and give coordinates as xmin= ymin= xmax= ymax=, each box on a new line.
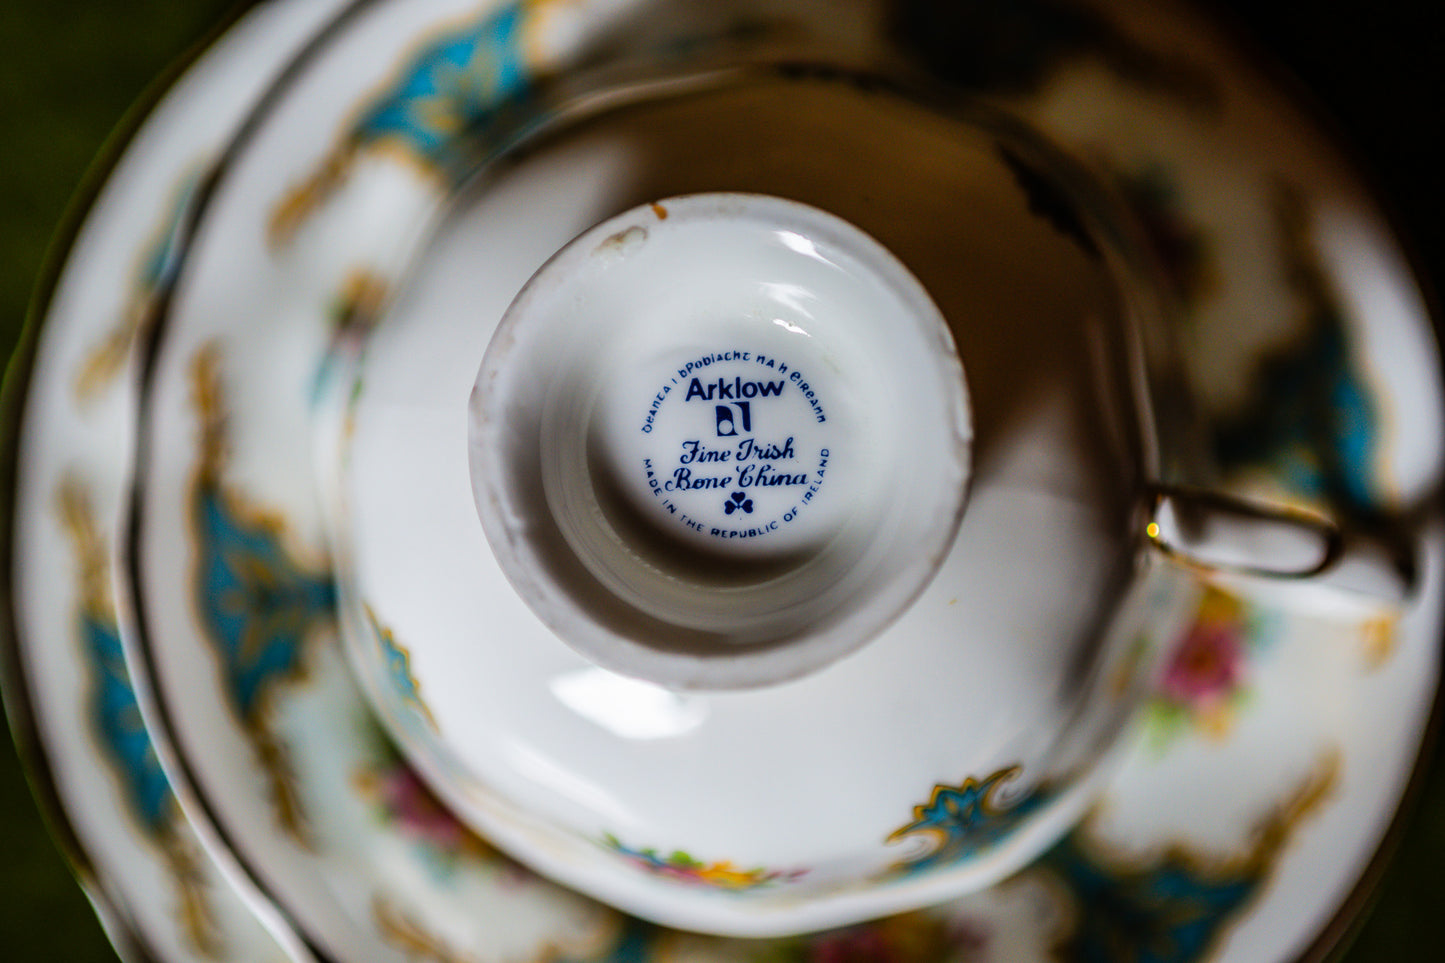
xmin=1 ymin=0 xmax=1441 ymax=959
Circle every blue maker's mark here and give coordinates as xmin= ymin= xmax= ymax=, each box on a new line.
xmin=724 ymin=492 xmax=755 ymax=515
xmin=684 ymin=376 xmax=785 ymax=402
xmin=715 ymin=402 xmax=751 ymax=436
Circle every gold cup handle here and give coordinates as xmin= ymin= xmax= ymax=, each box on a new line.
xmin=1146 ymin=486 xmax=1416 ymax=605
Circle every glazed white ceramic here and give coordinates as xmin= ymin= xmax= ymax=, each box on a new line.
xmin=470 ymin=192 xmax=973 ymax=690
xmin=322 ymin=57 xmax=1222 ymax=928
xmin=3 ymin=0 xmax=357 ymax=959
xmin=313 ymin=0 xmax=1429 ymax=932
xmin=18 ymin=0 xmax=1442 ymax=960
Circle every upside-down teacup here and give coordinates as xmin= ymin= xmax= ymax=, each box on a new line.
xmin=312 ymin=50 xmax=1411 ymax=938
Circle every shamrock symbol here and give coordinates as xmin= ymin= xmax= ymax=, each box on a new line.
xmin=723 ymin=491 xmax=754 ymax=515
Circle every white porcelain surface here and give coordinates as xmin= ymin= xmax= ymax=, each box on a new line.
xmin=468 ymin=192 xmax=972 ymax=689
xmin=4 ymin=0 xmax=357 ymax=959
xmin=325 ymin=63 xmax=1202 ymax=929
xmin=9 ymin=0 xmax=1444 ymax=961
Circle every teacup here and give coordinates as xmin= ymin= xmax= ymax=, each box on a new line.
xmin=317 ymin=64 xmax=1408 ymax=937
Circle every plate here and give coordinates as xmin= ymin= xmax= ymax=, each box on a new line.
xmin=7 ymin=1 xmax=1443 ymax=961
xmin=1 ymin=0 xmax=356 ymax=959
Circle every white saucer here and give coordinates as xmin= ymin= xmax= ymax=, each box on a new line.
xmin=8 ymin=1 xmax=1443 ymax=962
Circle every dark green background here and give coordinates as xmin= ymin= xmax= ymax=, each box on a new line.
xmin=1 ymin=1 xmax=1441 ymax=960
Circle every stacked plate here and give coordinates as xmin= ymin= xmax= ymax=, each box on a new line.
xmin=5 ymin=1 xmax=1442 ymax=961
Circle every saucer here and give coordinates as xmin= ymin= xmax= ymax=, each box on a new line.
xmin=7 ymin=1 xmax=1443 ymax=961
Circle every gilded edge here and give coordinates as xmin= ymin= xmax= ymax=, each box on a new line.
xmin=187 ymin=344 xmax=337 ymax=844
xmin=57 ymin=478 xmax=222 ymax=957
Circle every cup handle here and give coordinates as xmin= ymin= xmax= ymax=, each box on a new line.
xmin=1146 ymin=485 xmax=1416 ymax=604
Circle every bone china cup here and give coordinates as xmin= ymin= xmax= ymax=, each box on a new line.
xmin=316 ymin=58 xmax=1405 ymax=939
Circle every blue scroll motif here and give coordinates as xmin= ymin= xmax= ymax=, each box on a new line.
xmin=1040 ymin=834 xmax=1259 ymax=963
xmin=1214 ymin=185 xmax=1381 ymax=512
xmin=886 ymin=766 xmax=1051 ymax=877
xmin=561 ymin=824 xmax=1277 ymax=963
xmin=84 ymin=611 xmax=173 ymax=837
xmin=349 ymin=3 xmax=530 ymax=176
xmin=558 ymin=838 xmax=1272 ymax=963
xmin=1036 ymin=754 xmax=1336 ymax=963
xmin=1215 ymin=318 xmax=1378 ymax=511
xmin=189 ymin=347 xmax=337 ymax=839
xmin=192 ymin=490 xmax=337 ymax=724
xmin=270 ymin=2 xmax=536 ymax=242
xmin=60 ymin=481 xmax=220 ymax=955
xmin=59 ymin=479 xmax=176 ymax=839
